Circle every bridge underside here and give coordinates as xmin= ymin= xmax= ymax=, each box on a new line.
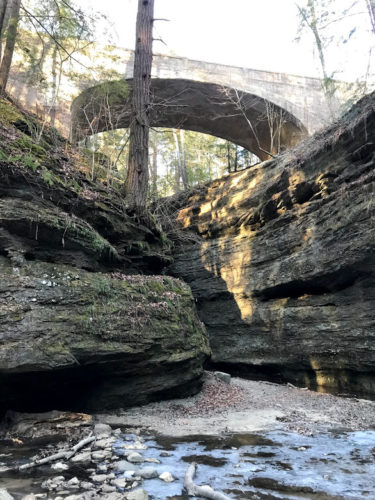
xmin=71 ymin=79 xmax=308 ymax=160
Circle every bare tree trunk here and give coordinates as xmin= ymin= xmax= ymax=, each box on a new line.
xmin=233 ymin=144 xmax=238 ymax=172
xmin=125 ymin=0 xmax=154 ymax=209
xmin=173 ymin=128 xmax=181 ymax=193
xmin=0 ymin=0 xmax=8 ymax=62
xmin=300 ymin=0 xmax=336 ymax=118
xmin=50 ymin=44 xmax=58 ymax=126
xmin=366 ymin=0 xmax=375 ymax=34
xmin=179 ymin=129 xmax=189 ymax=189
xmin=226 ymin=142 xmax=231 ymax=173
xmin=0 ymin=0 xmax=20 ymax=93
xmin=149 ymin=131 xmax=158 ymax=197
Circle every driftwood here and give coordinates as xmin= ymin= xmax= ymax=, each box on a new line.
xmin=287 ymin=382 xmax=308 ymax=390
xmin=184 ymin=462 xmax=231 ymax=500
xmin=16 ymin=435 xmax=95 ymax=471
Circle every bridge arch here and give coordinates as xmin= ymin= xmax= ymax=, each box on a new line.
xmin=71 ymin=78 xmax=308 ymax=161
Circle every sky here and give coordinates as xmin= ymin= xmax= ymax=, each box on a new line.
xmin=78 ymin=0 xmax=373 ymax=82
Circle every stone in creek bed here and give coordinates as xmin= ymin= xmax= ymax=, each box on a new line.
xmin=160 ymin=451 xmax=171 ymax=457
xmin=138 ymin=467 xmax=158 ymax=479
xmin=70 ymin=451 xmax=91 ymax=464
xmin=127 ymin=452 xmax=143 ymax=463
xmin=0 ymin=490 xmax=14 ymax=500
xmin=41 ymin=476 xmax=65 ymax=490
xmin=214 ymin=371 xmax=231 ymax=384
xmin=127 ymin=489 xmax=149 ymax=500
xmin=159 ymin=471 xmax=175 ymax=482
xmin=112 ymin=477 xmax=127 ymax=489
xmin=94 ymin=423 xmax=112 ymax=437
xmin=91 ymin=474 xmax=110 ymax=483
xmin=80 ymin=482 xmax=94 ymax=490
xmin=95 ymin=437 xmax=116 ymax=449
xmin=66 ymin=477 xmax=80 ymax=489
xmin=114 ymin=460 xmax=139 ymax=473
xmin=51 ymin=462 xmax=69 ymax=472
xmin=92 ymin=450 xmax=112 ymax=461
xmin=144 ymin=457 xmax=160 ymax=463
xmin=123 ymin=441 xmax=147 ymax=450
xmin=101 ymin=484 xmax=117 ymax=493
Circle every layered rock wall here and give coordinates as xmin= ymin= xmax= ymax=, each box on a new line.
xmin=0 ymin=259 xmax=208 ymax=413
xmin=169 ymin=92 xmax=375 ymax=396
xmin=0 ymin=97 xmax=209 ymax=413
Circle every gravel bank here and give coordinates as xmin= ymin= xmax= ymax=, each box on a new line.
xmin=97 ymin=372 xmax=375 ymax=436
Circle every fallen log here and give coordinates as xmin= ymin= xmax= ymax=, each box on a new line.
xmin=184 ymin=462 xmax=231 ymax=500
xmin=17 ymin=435 xmax=95 ymax=471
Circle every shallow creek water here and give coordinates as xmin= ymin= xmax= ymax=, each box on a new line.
xmin=1 ymin=430 xmax=375 ymax=499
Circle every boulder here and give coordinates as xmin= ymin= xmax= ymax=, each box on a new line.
xmin=168 ymin=91 xmax=375 ymax=397
xmin=0 ymin=258 xmax=209 ymax=413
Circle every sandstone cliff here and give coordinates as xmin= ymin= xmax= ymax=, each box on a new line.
xmin=168 ymin=91 xmax=375 ymax=397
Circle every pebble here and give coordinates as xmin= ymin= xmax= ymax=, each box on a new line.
xmin=51 ymin=462 xmax=69 ymax=472
xmin=159 ymin=471 xmax=174 ymax=482
xmin=71 ymin=451 xmax=91 ymax=464
xmin=123 ymin=441 xmax=147 ymax=450
xmin=80 ymin=482 xmax=94 ymax=490
xmin=114 ymin=460 xmax=138 ymax=473
xmin=112 ymin=477 xmax=127 ymax=489
xmin=101 ymin=484 xmax=117 ymax=493
xmin=123 ymin=471 xmax=135 ymax=479
xmin=127 ymin=452 xmax=143 ymax=463
xmin=138 ymin=467 xmax=158 ymax=479
xmin=92 ymin=450 xmax=111 ymax=461
xmin=102 ymin=494 xmax=124 ymax=500
xmin=160 ymin=451 xmax=171 ymax=457
xmin=0 ymin=491 xmax=14 ymax=500
xmin=66 ymin=477 xmax=80 ymax=490
xmin=214 ymin=371 xmax=231 ymax=384
xmin=144 ymin=457 xmax=160 ymax=464
xmin=126 ymin=489 xmax=149 ymax=500
xmin=95 ymin=437 xmax=115 ymax=449
xmin=94 ymin=423 xmax=112 ymax=437
xmin=90 ymin=474 xmax=109 ymax=483
xmin=41 ymin=476 xmax=64 ymax=490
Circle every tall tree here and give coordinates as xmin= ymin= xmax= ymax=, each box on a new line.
xmin=0 ymin=0 xmax=8 ymax=61
xmin=0 ymin=0 xmax=21 ymax=92
xmin=297 ymin=0 xmax=336 ymax=116
xmin=179 ymin=129 xmax=189 ymax=189
xmin=366 ymin=0 xmax=375 ymax=34
xmin=125 ymin=0 xmax=154 ymax=209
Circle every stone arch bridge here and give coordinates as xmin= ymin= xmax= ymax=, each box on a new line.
xmin=9 ymin=48 xmax=349 ymax=159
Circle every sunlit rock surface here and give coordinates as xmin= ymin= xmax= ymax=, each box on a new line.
xmin=169 ymin=91 xmax=375 ymax=396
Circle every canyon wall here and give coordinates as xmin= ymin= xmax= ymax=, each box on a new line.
xmin=169 ymin=91 xmax=375 ymax=396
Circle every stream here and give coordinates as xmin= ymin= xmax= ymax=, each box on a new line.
xmin=1 ymin=429 xmax=375 ymax=499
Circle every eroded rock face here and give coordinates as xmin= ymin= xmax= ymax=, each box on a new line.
xmin=168 ymin=91 xmax=375 ymax=396
xmin=0 ymin=257 xmax=209 ymax=413
xmin=0 ymin=97 xmax=210 ymax=413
